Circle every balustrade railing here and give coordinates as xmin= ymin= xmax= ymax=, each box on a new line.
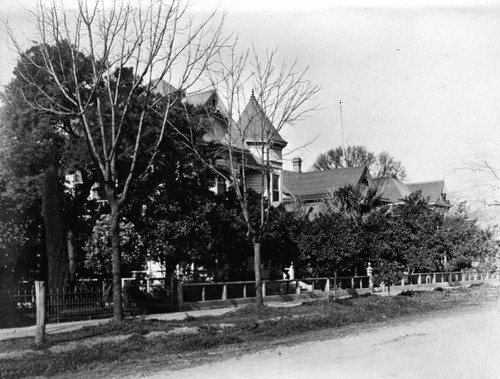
xmin=179 ymin=270 xmax=499 ymax=306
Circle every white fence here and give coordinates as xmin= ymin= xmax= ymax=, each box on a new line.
xmin=177 ymin=270 xmax=500 ymax=310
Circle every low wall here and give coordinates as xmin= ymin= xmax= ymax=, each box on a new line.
xmin=179 ymin=273 xmax=499 ymax=311
xmin=181 ymin=289 xmax=374 ymax=311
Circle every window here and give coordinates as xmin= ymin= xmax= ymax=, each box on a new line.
xmin=272 ymin=174 xmax=280 ymax=202
xmin=216 ymin=177 xmax=226 ymax=194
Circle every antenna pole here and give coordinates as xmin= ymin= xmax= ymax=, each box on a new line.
xmin=339 ymin=101 xmax=347 ymax=165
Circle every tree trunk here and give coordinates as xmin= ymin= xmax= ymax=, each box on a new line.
xmin=66 ymin=229 xmax=77 ymax=288
xmin=253 ymin=239 xmax=263 ymax=306
xmin=42 ymin=166 xmax=67 ymax=291
xmin=109 ymin=202 xmax=123 ymax=321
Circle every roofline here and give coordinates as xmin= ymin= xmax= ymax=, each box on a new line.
xmin=407 ymin=180 xmax=445 ymax=186
xmin=245 ymin=139 xmax=288 ymax=148
xmin=186 ymin=88 xmax=216 ymax=97
xmin=283 ymin=165 xmax=369 ymax=175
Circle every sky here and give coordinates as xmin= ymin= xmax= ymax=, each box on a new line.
xmin=1 ymin=0 xmax=500 ymax=206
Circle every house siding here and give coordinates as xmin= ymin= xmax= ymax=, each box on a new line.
xmin=246 ymin=173 xmax=265 ymax=194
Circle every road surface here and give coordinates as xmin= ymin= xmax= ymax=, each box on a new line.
xmin=145 ymin=305 xmax=500 ymax=379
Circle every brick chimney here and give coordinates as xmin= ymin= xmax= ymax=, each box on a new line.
xmin=292 ymin=157 xmax=302 ymax=173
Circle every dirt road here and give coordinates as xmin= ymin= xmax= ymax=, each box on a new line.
xmin=146 ymin=305 xmax=500 ymax=379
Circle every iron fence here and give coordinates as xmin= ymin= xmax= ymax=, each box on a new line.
xmin=0 ymin=278 xmax=175 ymax=328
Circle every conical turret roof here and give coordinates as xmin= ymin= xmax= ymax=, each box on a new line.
xmin=237 ymin=92 xmax=288 ymax=147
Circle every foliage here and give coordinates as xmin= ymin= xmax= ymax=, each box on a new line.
xmin=325 ymin=184 xmax=384 ymax=222
xmin=7 ymin=0 xmax=226 ymax=320
xmin=83 ymin=215 xmax=145 ymax=277
xmin=0 ymin=40 xmax=98 ymax=288
xmin=313 ymin=145 xmax=407 ymax=180
xmin=290 ymin=190 xmax=497 ymax=281
xmin=0 ymin=198 xmax=31 ymax=287
xmin=294 ymin=212 xmax=360 ymax=277
xmin=432 ymin=213 xmax=497 ymax=272
xmin=261 ymin=204 xmax=303 ymax=275
xmin=361 ymin=193 xmax=443 ymax=283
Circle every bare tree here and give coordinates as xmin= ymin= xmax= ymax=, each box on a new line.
xmin=460 ymin=141 xmax=500 ymax=206
xmin=180 ymin=47 xmax=320 ymax=305
xmin=7 ymin=0 xmax=227 ymax=320
xmin=313 ymin=145 xmax=407 ymax=180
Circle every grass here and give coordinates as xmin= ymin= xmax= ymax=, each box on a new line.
xmin=0 ymin=284 xmax=497 ymax=379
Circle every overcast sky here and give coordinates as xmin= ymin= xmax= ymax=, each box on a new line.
xmin=1 ymin=0 xmax=500 ymax=204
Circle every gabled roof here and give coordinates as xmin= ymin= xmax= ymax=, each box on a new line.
xmin=374 ymin=177 xmax=411 ymax=204
xmin=237 ymin=93 xmax=288 ymax=148
xmin=283 ymin=166 xmax=371 ymax=201
xmin=407 ymin=180 xmax=451 ymax=207
xmin=151 ymin=81 xmax=229 ymax=116
xmin=186 ymin=89 xmax=216 ymax=106
xmin=185 ymin=89 xmax=228 ymax=115
xmin=150 ymin=79 xmax=178 ymax=95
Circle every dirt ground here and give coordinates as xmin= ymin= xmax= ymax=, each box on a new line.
xmin=142 ymin=304 xmax=500 ymax=379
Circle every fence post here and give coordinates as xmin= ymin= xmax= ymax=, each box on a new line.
xmin=418 ymin=274 xmax=422 ymax=285
xmin=351 ymin=277 xmax=355 ymax=289
xmin=35 ymin=281 xmax=46 ymax=346
xmin=222 ymin=284 xmax=227 ymax=300
xmin=243 ymin=284 xmax=247 ymax=298
xmin=262 ymin=282 xmax=266 ymax=298
xmin=295 ymin=280 xmax=300 ymax=295
xmin=325 ymin=278 xmax=330 ymax=292
xmin=177 ymin=279 xmax=183 ymax=312
xmin=202 ymin=285 xmax=206 ymax=302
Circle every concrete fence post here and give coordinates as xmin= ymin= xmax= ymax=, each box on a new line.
xmin=262 ymin=282 xmax=266 ymax=298
xmin=222 ymin=284 xmax=227 ymax=300
xmin=35 ymin=281 xmax=46 ymax=346
xmin=418 ymin=274 xmax=422 ymax=285
xmin=325 ymin=278 xmax=330 ymax=292
xmin=295 ymin=280 xmax=301 ymax=295
xmin=201 ymin=285 xmax=206 ymax=302
xmin=351 ymin=277 xmax=355 ymax=289
xmin=243 ymin=284 xmax=247 ymax=299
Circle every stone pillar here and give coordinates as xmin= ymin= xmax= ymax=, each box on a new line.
xmin=366 ymin=263 xmax=373 ymax=294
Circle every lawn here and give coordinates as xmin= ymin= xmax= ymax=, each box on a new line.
xmin=0 ymin=284 xmax=497 ymax=379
